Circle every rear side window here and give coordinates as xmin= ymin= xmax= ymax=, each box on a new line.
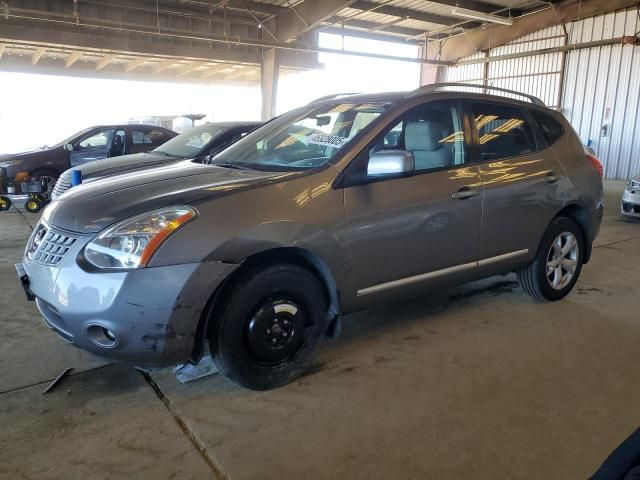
xmin=471 ymin=103 xmax=536 ymax=161
xmin=532 ymin=111 xmax=564 ymax=146
xmin=132 ymin=129 xmax=168 ymax=146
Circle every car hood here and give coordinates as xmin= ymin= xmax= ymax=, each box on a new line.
xmin=76 ymin=152 xmax=183 ymax=179
xmin=43 ymin=161 xmax=297 ymax=234
xmin=0 ymin=147 xmax=61 ymax=166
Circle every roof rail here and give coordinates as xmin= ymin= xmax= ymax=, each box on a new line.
xmin=407 ymin=83 xmax=545 ymax=106
xmin=308 ymin=92 xmax=360 ymax=104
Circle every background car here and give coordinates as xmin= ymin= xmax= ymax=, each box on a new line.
xmin=622 ymin=174 xmax=640 ymax=220
xmin=51 ymin=121 xmax=261 ymax=199
xmin=0 ymin=124 xmax=176 ymax=200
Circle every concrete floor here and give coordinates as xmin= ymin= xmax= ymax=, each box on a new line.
xmin=1 ymin=181 xmax=640 ymax=479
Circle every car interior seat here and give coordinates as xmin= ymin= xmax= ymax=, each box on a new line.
xmin=405 ymin=120 xmax=453 ymax=170
xmin=111 ymin=134 xmax=124 ymax=156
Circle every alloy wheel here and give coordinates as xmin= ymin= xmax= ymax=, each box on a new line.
xmin=546 ymin=232 xmax=579 ymax=290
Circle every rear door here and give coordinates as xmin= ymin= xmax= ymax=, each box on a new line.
xmin=341 ymin=100 xmax=483 ymax=304
xmin=468 ymin=101 xmax=566 ymax=275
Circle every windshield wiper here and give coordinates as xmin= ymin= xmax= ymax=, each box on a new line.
xmin=212 ymin=162 xmax=253 ymax=170
xmin=152 ymin=150 xmax=173 ymax=157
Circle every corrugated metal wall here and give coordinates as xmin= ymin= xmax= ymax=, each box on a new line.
xmin=439 ymin=7 xmax=640 ymax=179
xmin=563 ymin=8 xmax=640 ymax=179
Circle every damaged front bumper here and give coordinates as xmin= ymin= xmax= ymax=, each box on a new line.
xmin=21 ymin=231 xmax=238 ymax=367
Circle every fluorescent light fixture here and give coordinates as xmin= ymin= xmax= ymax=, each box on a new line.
xmin=451 ymin=7 xmax=514 ymax=26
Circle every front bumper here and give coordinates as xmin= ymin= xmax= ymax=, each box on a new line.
xmin=21 ymin=228 xmax=237 ymax=367
xmin=621 ymin=188 xmax=640 ymax=218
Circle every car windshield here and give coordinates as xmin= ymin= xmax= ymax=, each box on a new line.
xmin=210 ymin=102 xmax=391 ymax=171
xmin=153 ymin=125 xmax=225 ymax=158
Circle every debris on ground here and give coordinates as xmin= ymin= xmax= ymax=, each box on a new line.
xmin=42 ymin=367 xmax=73 ymax=394
xmin=173 ymin=355 xmax=218 ymax=383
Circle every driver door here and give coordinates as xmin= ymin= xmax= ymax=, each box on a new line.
xmin=340 ymin=100 xmax=483 ymax=304
xmin=69 ymin=128 xmax=116 ymax=167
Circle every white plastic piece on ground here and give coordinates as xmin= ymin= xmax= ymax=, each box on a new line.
xmin=173 ymin=355 xmax=218 ymax=383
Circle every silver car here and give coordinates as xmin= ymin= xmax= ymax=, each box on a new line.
xmin=621 ymin=175 xmax=640 ymax=219
xmin=17 ymin=84 xmax=604 ymax=390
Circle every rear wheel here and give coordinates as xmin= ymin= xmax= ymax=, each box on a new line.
xmin=24 ymin=196 xmax=44 ymax=213
xmin=517 ymin=217 xmax=584 ymax=301
xmin=0 ymin=196 xmax=11 ymax=211
xmin=209 ymin=264 xmax=328 ymax=390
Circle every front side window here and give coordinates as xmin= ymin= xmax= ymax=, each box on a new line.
xmin=368 ymin=101 xmax=466 ymax=172
xmin=211 ymin=102 xmax=390 ymax=171
xmin=472 ymin=103 xmax=536 ymax=161
xmin=78 ymin=129 xmax=114 ymax=151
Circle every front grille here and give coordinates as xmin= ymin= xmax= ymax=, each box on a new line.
xmin=623 ymin=202 xmax=640 ymax=214
xmin=26 ymin=223 xmax=78 ymax=266
xmin=51 ymin=170 xmax=72 ymax=200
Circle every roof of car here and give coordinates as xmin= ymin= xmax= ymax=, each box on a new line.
xmin=203 ymin=121 xmax=263 ymax=128
xmin=88 ymin=124 xmax=176 ymax=131
xmin=309 ymin=84 xmax=548 ymax=111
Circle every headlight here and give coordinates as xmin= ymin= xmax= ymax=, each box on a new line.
xmin=84 ymin=206 xmax=197 ymax=269
xmin=628 ymin=179 xmax=640 ymax=190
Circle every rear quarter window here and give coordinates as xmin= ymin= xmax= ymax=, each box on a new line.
xmin=532 ymin=111 xmax=564 ymax=146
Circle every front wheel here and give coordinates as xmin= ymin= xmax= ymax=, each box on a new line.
xmin=0 ymin=196 xmax=11 ymax=211
xmin=209 ymin=264 xmax=328 ymax=390
xmin=517 ymin=217 xmax=585 ymax=301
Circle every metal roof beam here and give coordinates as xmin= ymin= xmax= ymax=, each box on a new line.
xmin=31 ymin=47 xmax=46 ymax=64
xmin=64 ymin=50 xmax=82 ymax=67
xmin=440 ymin=0 xmax=640 ymax=62
xmin=326 ymin=17 xmax=434 ymax=38
xmin=350 ymin=0 xmax=469 ymax=26
xmin=277 ymin=0 xmax=358 ymax=42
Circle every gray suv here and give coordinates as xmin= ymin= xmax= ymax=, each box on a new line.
xmin=17 ymin=84 xmax=604 ymax=390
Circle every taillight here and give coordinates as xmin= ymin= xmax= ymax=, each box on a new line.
xmin=587 ymin=154 xmax=603 ymax=179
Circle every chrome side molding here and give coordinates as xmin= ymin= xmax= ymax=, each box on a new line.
xmin=357 ymin=249 xmax=529 ymax=297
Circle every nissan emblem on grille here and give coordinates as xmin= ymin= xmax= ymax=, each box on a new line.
xmin=26 ymin=223 xmax=77 ymax=266
xmin=26 ymin=225 xmax=47 ymax=261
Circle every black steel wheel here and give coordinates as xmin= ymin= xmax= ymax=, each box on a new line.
xmin=0 ymin=196 xmax=11 ymax=211
xmin=209 ymin=263 xmax=328 ymax=390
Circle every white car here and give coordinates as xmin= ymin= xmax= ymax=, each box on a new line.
xmin=622 ymin=175 xmax=640 ymax=219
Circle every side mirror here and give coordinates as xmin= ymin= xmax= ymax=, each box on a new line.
xmin=367 ymin=150 xmax=415 ymax=177
xmin=64 ymin=143 xmax=74 ymax=152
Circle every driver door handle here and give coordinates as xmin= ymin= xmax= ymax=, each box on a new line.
xmin=451 ymin=187 xmax=479 ymax=200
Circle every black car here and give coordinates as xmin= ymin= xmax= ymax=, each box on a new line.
xmin=0 ymin=124 xmax=177 ymax=199
xmin=51 ymin=121 xmax=261 ymax=199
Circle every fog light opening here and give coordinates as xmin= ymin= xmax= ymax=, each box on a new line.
xmin=86 ymin=324 xmax=118 ymax=348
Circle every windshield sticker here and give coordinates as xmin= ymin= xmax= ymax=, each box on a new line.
xmin=186 ymin=137 xmax=205 ymax=148
xmin=307 ymin=133 xmax=348 ymax=149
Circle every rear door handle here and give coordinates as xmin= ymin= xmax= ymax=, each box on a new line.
xmin=545 ymin=172 xmax=561 ymax=184
xmin=451 ymin=187 xmax=479 ymax=200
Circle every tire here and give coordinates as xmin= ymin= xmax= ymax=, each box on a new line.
xmin=517 ymin=216 xmax=585 ymax=301
xmin=24 ymin=197 xmax=43 ymax=213
xmin=209 ymin=264 xmax=328 ymax=390
xmin=0 ymin=196 xmax=11 ymax=211
xmin=30 ymin=169 xmax=59 ymax=202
